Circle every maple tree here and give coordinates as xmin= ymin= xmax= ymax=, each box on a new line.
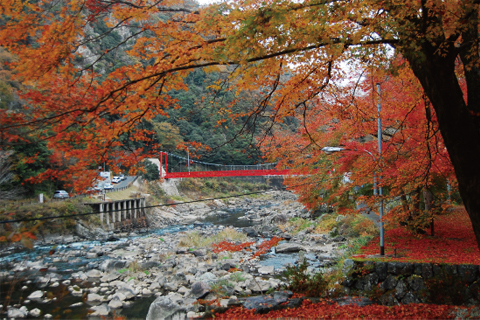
xmin=263 ymin=59 xmax=456 ymax=233
xmin=1 ymin=0 xmax=480 ymax=248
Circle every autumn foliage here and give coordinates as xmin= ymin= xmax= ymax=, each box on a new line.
xmin=212 ymin=237 xmax=282 ymax=259
xmin=263 ymin=60 xmax=455 ymax=231
xmin=357 ymin=207 xmax=480 ymax=265
xmin=215 ymin=298 xmax=466 ymax=319
xmin=2 ymin=0 xmax=480 ymax=248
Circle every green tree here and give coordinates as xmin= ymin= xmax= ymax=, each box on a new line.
xmin=142 ymin=161 xmax=160 ymax=181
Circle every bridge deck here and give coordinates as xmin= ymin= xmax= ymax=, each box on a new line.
xmin=163 ymin=169 xmax=291 ymax=179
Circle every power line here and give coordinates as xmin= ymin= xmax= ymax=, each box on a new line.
xmin=0 ymin=182 xmax=313 ymax=225
xmin=0 ymin=174 xmax=396 ymax=226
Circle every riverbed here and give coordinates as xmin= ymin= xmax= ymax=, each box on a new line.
xmin=0 ymin=191 xmax=343 ymax=319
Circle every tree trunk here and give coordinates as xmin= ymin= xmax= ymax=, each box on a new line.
xmin=423 ymin=188 xmax=434 ymax=236
xmin=406 ymin=50 xmax=480 ymax=248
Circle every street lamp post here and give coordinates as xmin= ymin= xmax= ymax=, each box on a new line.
xmin=321 ymin=146 xmax=385 ymax=256
xmin=376 ymin=83 xmax=385 ymax=256
xmin=320 ymin=83 xmax=385 ymax=256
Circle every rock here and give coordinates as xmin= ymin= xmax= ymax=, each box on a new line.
xmin=342 ymin=259 xmax=356 ymax=275
xmin=142 ymin=288 xmax=153 ymax=296
xmin=190 ymin=282 xmax=211 ymax=299
xmin=100 ymin=272 xmax=121 ymax=283
xmin=71 ymin=271 xmax=88 ymax=281
xmin=197 ymin=272 xmax=218 ymax=284
xmin=334 ymin=296 xmax=372 ymax=306
xmin=86 ymin=269 xmax=103 ymax=278
xmin=247 ymin=278 xmax=275 ymax=292
xmin=458 ymin=265 xmax=479 ymax=284
xmin=243 ymin=291 xmax=292 ymax=313
xmin=44 ymin=314 xmax=53 ymax=318
xmin=140 ymin=261 xmax=161 ymax=270
xmin=29 ymin=308 xmax=41 ymax=317
xmin=275 ymin=243 xmax=306 ymax=253
xmin=111 ymin=292 xmax=127 ymax=301
xmin=401 ymin=291 xmax=421 ymax=304
xmin=387 ymin=262 xmax=414 ymax=276
xmin=375 ymin=262 xmax=388 ymax=281
xmin=75 ymin=223 xmax=108 ymax=239
xmin=70 ymin=285 xmax=83 ymax=297
xmin=192 ymin=249 xmax=207 ymax=257
xmin=220 ymin=262 xmax=237 ymax=271
xmin=89 ymin=287 xmax=100 ymax=294
xmin=100 ymin=260 xmax=128 ymax=272
xmin=8 ymin=306 xmax=28 ymax=318
xmin=146 ymin=296 xmax=187 ymax=320
xmin=87 ymin=293 xmax=104 ymax=303
xmin=27 ymin=290 xmax=44 ymax=301
xmin=243 ymin=228 xmax=259 ymax=237
xmin=187 ymin=311 xmax=204 ymax=319
xmin=395 ymin=280 xmax=408 ymax=299
xmin=164 ymin=282 xmax=179 ymax=292
xmin=116 ymin=283 xmax=136 ymax=299
xmin=258 ymin=266 xmax=275 ymax=275
xmin=108 ymin=298 xmax=123 ymax=309
xmin=36 ymin=276 xmax=50 ymax=288
xmin=382 ymin=274 xmax=399 ymax=291
xmin=332 ymin=235 xmax=346 ymax=242
xmin=70 ymin=302 xmax=83 ymax=308
xmin=89 ymin=304 xmax=110 ymax=317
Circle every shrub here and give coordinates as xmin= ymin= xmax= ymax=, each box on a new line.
xmin=146 ymin=181 xmax=166 ymax=202
xmin=210 ymin=279 xmax=234 ymax=297
xmin=314 ymin=214 xmax=338 ymax=233
xmin=282 ymin=260 xmax=329 ymax=297
xmin=177 ymin=227 xmax=247 ymax=248
xmin=229 ymin=272 xmax=246 ymax=282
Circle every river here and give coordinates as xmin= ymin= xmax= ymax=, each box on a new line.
xmin=0 ymin=192 xmax=332 ymax=319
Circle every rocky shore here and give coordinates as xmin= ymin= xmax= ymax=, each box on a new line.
xmin=1 ymin=191 xmax=348 ymax=319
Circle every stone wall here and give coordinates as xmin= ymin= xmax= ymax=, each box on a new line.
xmin=342 ymin=259 xmax=480 ymax=306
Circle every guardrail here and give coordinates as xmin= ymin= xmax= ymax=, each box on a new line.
xmin=103 ymin=176 xmax=138 ymax=193
xmin=0 ymin=176 xmax=138 ymax=208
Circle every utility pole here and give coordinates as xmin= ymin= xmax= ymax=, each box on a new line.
xmin=377 ymin=83 xmax=385 ymax=256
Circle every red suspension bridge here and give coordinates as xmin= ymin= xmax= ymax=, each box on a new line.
xmin=159 ymin=152 xmax=291 ymax=179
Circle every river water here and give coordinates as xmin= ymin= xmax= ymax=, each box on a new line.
xmin=0 ymin=207 xmax=314 ymax=319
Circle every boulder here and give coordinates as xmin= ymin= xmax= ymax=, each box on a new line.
xmin=146 ymin=296 xmax=187 ymax=320
xmin=7 ymin=306 xmax=28 ymax=318
xmin=108 ymin=297 xmax=123 ymax=309
xmin=258 ymin=266 xmax=275 ymax=275
xmin=27 ymin=290 xmax=44 ymax=301
xmin=189 ymin=282 xmax=210 ymax=299
xmin=116 ymin=283 xmax=136 ymax=299
xmin=243 ymin=228 xmax=259 ymax=237
xmin=86 ymin=269 xmax=103 ymax=278
xmin=247 ymin=278 xmax=275 ymax=293
xmin=243 ymin=291 xmax=292 ymax=313
xmin=29 ymin=308 xmax=41 ymax=318
xmin=101 ymin=272 xmax=121 ymax=283
xmin=87 ymin=293 xmax=104 ymax=303
xmin=100 ymin=260 xmax=128 ymax=272
xmin=197 ymin=272 xmax=218 ymax=284
xmin=89 ymin=304 xmax=110 ymax=317
xmin=275 ymin=243 xmax=306 ymax=253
